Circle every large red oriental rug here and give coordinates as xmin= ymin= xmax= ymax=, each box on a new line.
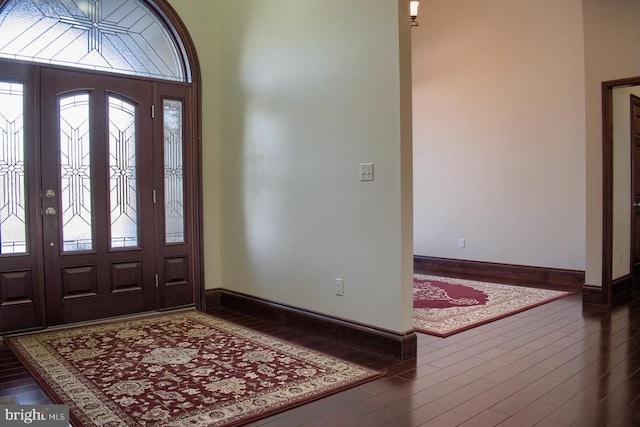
xmin=413 ymin=274 xmax=573 ymax=337
xmin=5 ymin=310 xmax=383 ymax=426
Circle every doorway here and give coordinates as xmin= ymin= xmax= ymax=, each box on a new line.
xmin=0 ymin=64 xmax=198 ymax=332
xmin=601 ymin=77 xmax=640 ymax=304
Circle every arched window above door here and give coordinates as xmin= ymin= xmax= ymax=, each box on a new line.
xmin=0 ymin=0 xmax=190 ymax=82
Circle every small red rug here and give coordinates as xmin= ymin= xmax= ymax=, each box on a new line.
xmin=413 ymin=274 xmax=573 ymax=337
xmin=6 ymin=310 xmax=383 ymax=426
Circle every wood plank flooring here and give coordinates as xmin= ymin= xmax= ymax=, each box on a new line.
xmin=2 ymin=290 xmax=640 ymax=426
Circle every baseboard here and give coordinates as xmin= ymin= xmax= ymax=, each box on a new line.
xmin=414 ymin=256 xmax=584 ymax=292
xmin=204 ymin=288 xmax=221 ymax=311
xmin=582 ymin=285 xmax=602 ymax=305
xmin=579 ymin=276 xmax=632 ymax=306
xmin=204 ymin=289 xmax=417 ymax=362
xmin=612 ymin=275 xmax=633 ymax=304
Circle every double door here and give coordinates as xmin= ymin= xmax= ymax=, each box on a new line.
xmin=0 ymin=65 xmax=196 ymax=333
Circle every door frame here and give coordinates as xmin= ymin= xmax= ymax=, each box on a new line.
xmin=601 ymin=77 xmax=640 ymax=305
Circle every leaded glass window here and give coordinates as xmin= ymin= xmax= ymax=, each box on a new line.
xmin=0 ymin=0 xmax=188 ymax=82
xmin=109 ymin=95 xmax=138 ymax=248
xmin=0 ymin=81 xmax=26 ymax=254
xmin=163 ymin=99 xmax=184 ymax=244
xmin=60 ymin=93 xmax=93 ymax=252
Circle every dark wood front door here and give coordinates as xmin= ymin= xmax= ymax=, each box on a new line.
xmin=0 ymin=64 xmax=197 ymax=333
xmin=41 ymin=69 xmax=158 ymax=325
xmin=632 ymin=94 xmax=640 ymax=288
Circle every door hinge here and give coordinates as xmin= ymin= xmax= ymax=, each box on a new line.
xmin=152 ymin=190 xmax=156 ymax=204
xmin=151 ymin=104 xmax=155 ymax=119
xmin=155 ymin=274 xmax=159 ymax=288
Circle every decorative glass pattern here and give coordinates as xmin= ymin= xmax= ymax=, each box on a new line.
xmin=0 ymin=81 xmax=26 ymax=254
xmin=0 ymin=0 xmax=187 ymax=82
xmin=109 ymin=96 xmax=138 ymax=248
xmin=163 ymin=99 xmax=184 ymax=244
xmin=60 ymin=93 xmax=93 ymax=251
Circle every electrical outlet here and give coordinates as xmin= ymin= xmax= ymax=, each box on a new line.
xmin=335 ymin=278 xmax=344 ymax=296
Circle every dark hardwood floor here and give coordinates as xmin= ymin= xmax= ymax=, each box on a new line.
xmin=2 ymin=289 xmax=640 ymax=426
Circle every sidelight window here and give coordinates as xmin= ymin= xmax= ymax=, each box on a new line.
xmin=163 ymin=99 xmax=184 ymax=244
xmin=0 ymin=81 xmax=26 ymax=254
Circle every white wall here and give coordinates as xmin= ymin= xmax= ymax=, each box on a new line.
xmin=170 ymin=0 xmax=414 ymax=333
xmin=412 ymin=0 xmax=586 ymax=271
xmin=583 ymin=0 xmax=640 ymax=286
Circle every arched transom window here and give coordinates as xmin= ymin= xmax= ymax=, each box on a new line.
xmin=0 ymin=0 xmax=190 ymax=82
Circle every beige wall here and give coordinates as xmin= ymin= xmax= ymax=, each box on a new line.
xmin=412 ymin=0 xmax=640 ymax=287
xmin=169 ymin=0 xmax=414 ymax=333
xmin=166 ymin=0 xmax=640 ymax=328
xmin=412 ymin=0 xmax=586 ymax=270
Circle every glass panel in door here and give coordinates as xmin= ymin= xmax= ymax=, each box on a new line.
xmin=109 ymin=96 xmax=139 ymax=248
xmin=59 ymin=93 xmax=93 ymax=252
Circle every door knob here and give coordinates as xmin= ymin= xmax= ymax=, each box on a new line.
xmin=45 ymin=189 xmax=55 ymax=198
xmin=45 ymin=207 xmax=57 ymax=216
xmin=635 ymin=202 xmax=640 ymax=207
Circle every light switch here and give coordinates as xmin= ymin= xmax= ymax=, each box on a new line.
xmin=359 ymin=163 xmax=374 ymax=181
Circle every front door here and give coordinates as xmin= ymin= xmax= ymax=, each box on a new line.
xmin=0 ymin=64 xmax=197 ymax=333
xmin=41 ymin=68 xmax=157 ymax=325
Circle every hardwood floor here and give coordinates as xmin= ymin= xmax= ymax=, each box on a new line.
xmin=2 ymin=290 xmax=640 ymax=426
xmin=0 ymin=342 xmax=50 ymax=405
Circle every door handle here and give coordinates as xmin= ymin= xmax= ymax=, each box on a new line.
xmin=45 ymin=207 xmax=57 ymax=216
xmin=45 ymin=189 xmax=55 ymax=199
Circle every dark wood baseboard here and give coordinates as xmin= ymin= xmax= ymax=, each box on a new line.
xmin=583 ymin=277 xmax=633 ymax=306
xmin=414 ymin=256 xmax=584 ymax=292
xmin=204 ymin=289 xmax=417 ymax=362
xmin=582 ymin=285 xmax=602 ymax=305
xmin=204 ymin=288 xmax=221 ymax=311
xmin=612 ymin=275 xmax=633 ymax=304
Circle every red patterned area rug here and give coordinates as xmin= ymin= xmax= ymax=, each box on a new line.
xmin=5 ymin=310 xmax=383 ymax=426
xmin=413 ymin=274 xmax=573 ymax=337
